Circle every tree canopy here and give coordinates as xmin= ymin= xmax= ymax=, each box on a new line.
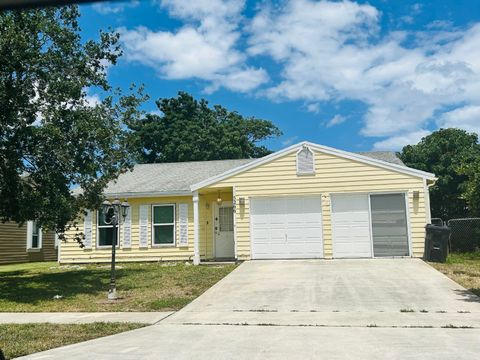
xmin=129 ymin=92 xmax=282 ymax=163
xmin=458 ymin=156 xmax=480 ymax=217
xmin=0 ymin=6 xmax=145 ymax=236
xmin=399 ymin=128 xmax=480 ymax=220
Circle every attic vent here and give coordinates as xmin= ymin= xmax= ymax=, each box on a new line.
xmin=296 ymin=146 xmax=315 ymax=175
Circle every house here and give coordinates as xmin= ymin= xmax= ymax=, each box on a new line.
xmin=0 ymin=221 xmax=58 ymax=265
xmin=60 ymin=141 xmax=436 ymax=264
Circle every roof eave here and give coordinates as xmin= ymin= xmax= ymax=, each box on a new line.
xmin=303 ymin=141 xmax=436 ymax=179
xmin=104 ymin=190 xmax=193 ymax=199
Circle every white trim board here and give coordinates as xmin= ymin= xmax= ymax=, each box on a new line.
xmin=104 ymin=191 xmax=192 ymax=199
xmin=191 ymin=141 xmax=436 ymax=191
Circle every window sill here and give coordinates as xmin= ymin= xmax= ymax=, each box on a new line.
xmin=27 ymin=248 xmax=41 ymax=252
xmin=151 ymin=244 xmax=176 ymax=248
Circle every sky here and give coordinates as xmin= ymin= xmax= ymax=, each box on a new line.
xmin=79 ymin=0 xmax=480 ymax=152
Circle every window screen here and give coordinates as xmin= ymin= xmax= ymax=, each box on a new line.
xmin=153 ymin=205 xmax=175 ymax=245
xmin=370 ymin=194 xmax=409 ymax=257
xmin=297 ymin=146 xmax=315 ymax=175
xmin=31 ymin=222 xmax=40 ymax=248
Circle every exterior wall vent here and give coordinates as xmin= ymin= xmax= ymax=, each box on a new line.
xmin=296 ymin=145 xmax=315 ymax=175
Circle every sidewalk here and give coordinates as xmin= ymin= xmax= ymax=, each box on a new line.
xmin=0 ymin=311 xmax=173 ymax=324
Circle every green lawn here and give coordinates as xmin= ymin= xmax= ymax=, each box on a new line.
xmin=429 ymin=252 xmax=480 ymax=297
xmin=0 ymin=261 xmax=236 ymax=312
xmin=0 ymin=322 xmax=145 ymax=359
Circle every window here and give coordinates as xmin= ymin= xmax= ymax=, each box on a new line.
xmin=296 ymin=145 xmax=315 ymax=175
xmin=219 ymin=207 xmax=234 ymax=232
xmin=27 ymin=221 xmax=42 ymax=250
xmin=97 ymin=211 xmax=119 ymax=247
xmin=153 ymin=204 xmax=175 ymax=246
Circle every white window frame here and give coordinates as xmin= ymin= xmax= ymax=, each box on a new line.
xmin=26 ymin=221 xmax=42 ymax=250
xmin=96 ymin=211 xmax=120 ymax=249
xmin=54 ymin=232 xmax=60 ymax=248
xmin=152 ymin=204 xmax=176 ymax=247
xmin=296 ymin=145 xmax=316 ymax=175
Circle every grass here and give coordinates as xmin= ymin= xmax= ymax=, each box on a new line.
xmin=429 ymin=252 xmax=480 ymax=297
xmin=0 ymin=322 xmax=145 ymax=359
xmin=0 ymin=261 xmax=237 ymax=312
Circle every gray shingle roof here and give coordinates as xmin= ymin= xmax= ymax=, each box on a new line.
xmin=356 ymin=151 xmax=405 ymax=166
xmin=103 ymin=159 xmax=255 ymax=196
xmin=102 ymin=151 xmax=405 ymax=196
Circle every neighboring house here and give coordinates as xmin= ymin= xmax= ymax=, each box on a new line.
xmin=60 ymin=141 xmax=436 ymax=264
xmin=0 ymin=221 xmax=58 ymax=265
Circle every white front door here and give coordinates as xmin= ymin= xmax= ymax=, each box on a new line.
xmin=331 ymin=194 xmax=372 ymax=258
xmin=214 ymin=201 xmax=235 ymax=258
xmin=250 ymin=196 xmax=323 ymax=259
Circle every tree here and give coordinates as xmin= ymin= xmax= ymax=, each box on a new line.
xmin=0 ymin=6 xmax=145 ymax=238
xmin=129 ymin=92 xmax=282 ymax=163
xmin=458 ymin=158 xmax=480 ymax=217
xmin=399 ymin=128 xmax=480 ymax=220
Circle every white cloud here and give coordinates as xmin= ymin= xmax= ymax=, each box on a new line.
xmin=373 ymin=130 xmax=431 ymax=151
xmin=117 ymin=0 xmax=480 ymax=148
xmin=84 ymin=94 xmax=102 ymax=107
xmin=400 ymin=3 xmax=423 ymax=24
xmin=120 ymin=26 xmax=242 ymax=79
xmin=427 ymin=20 xmax=454 ymax=30
xmin=306 ymin=103 xmax=320 ymax=113
xmin=149 ymin=110 xmax=163 ymax=117
xmin=159 ymin=0 xmax=244 ymax=23
xmin=92 ymin=0 xmax=139 ymax=14
xmin=411 ymin=3 xmax=423 ymax=14
xmin=247 ymin=0 xmax=480 ymax=147
xmin=120 ymin=0 xmax=268 ymax=92
xmin=438 ymin=106 xmax=480 ymax=134
xmin=400 ymin=16 xmax=414 ymax=25
xmin=282 ymin=136 xmax=299 ymax=146
xmin=326 ymin=114 xmax=346 ymax=128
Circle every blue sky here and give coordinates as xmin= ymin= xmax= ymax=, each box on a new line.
xmin=79 ymin=0 xmax=480 ymax=152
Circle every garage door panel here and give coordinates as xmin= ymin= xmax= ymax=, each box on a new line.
xmin=331 ymin=194 xmax=372 ymax=258
xmin=251 ymin=196 xmax=323 ymax=259
xmin=331 ymin=193 xmax=411 ymax=258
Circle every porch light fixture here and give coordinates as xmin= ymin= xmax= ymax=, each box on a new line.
xmin=413 ymin=191 xmax=420 ymax=199
xmin=216 ymin=191 xmax=222 ymax=205
xmin=239 ymin=197 xmax=245 ymax=206
xmin=101 ymin=198 xmax=130 ymax=301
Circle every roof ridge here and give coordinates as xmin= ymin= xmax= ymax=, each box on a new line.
xmin=133 ymin=158 xmax=254 ymax=167
xmin=356 ymin=150 xmax=397 ymax=153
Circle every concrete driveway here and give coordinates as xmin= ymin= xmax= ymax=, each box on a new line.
xmin=167 ymin=258 xmax=480 ymax=327
xmin=20 ymin=259 xmax=480 ymax=359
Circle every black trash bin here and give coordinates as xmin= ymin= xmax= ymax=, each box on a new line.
xmin=424 ymin=224 xmax=450 ymax=262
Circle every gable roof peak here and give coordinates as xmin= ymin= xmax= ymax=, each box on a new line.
xmin=190 ymin=140 xmax=435 ymax=190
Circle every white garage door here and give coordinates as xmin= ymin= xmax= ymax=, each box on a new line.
xmin=331 ymin=194 xmax=372 ymax=258
xmin=250 ymin=196 xmax=323 ymax=259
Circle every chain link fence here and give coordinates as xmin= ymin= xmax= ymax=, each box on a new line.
xmin=447 ymin=218 xmax=480 ymax=252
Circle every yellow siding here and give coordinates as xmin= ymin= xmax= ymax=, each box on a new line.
xmin=60 ymin=193 xmax=230 ymax=264
xmin=208 ymin=149 xmax=428 ymax=259
xmin=61 ymin=148 xmax=429 ymax=263
xmin=0 ymin=222 xmax=57 ymax=265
